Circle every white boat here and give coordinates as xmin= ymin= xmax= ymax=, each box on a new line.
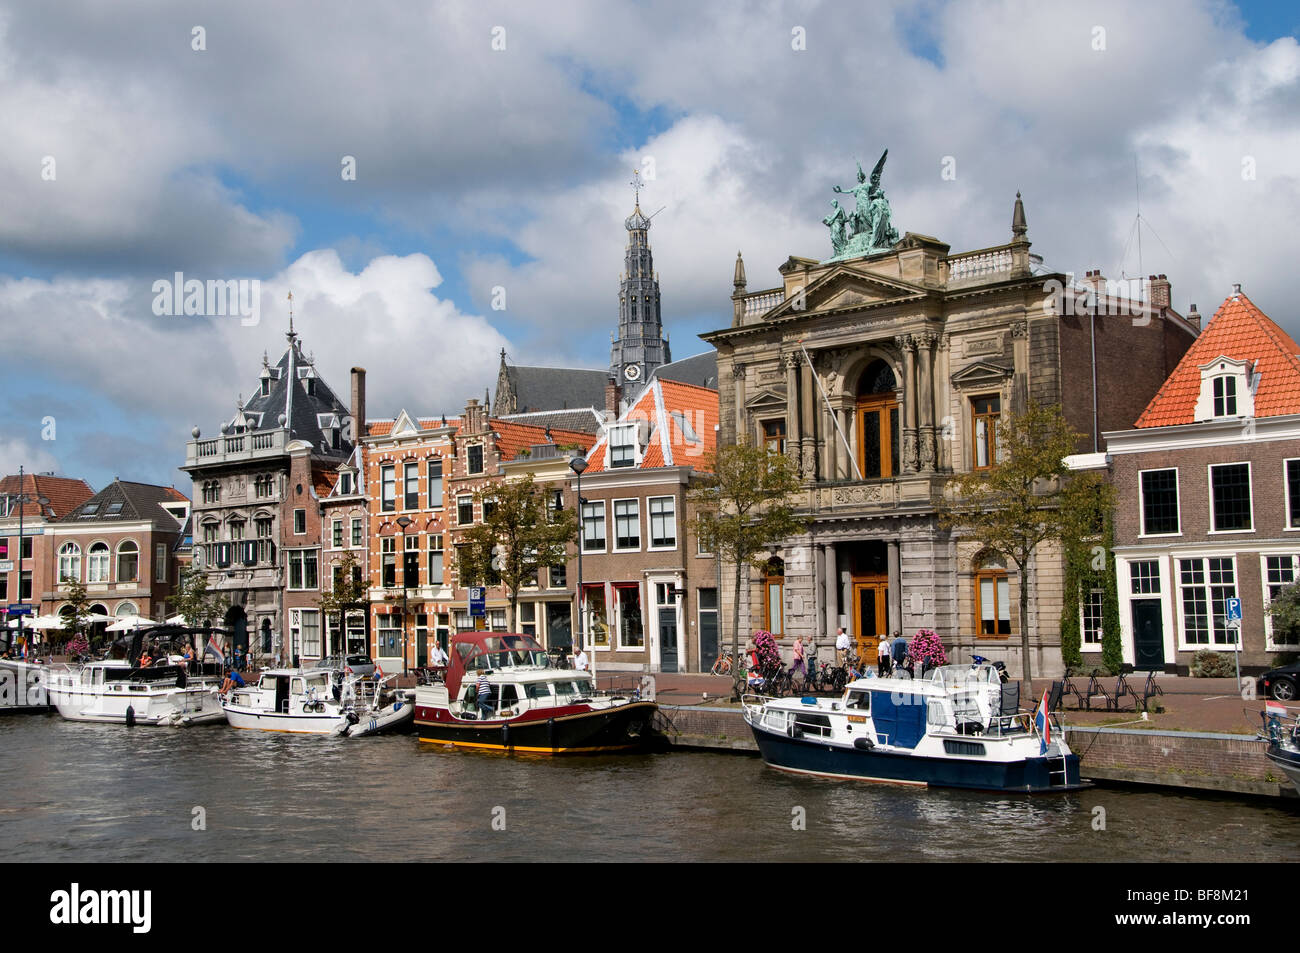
xmin=46 ymin=659 xmax=225 ymax=726
xmin=221 ymin=668 xmax=413 ymax=736
xmin=1 ymin=658 xmax=51 ymax=712
xmin=1260 ymin=705 xmax=1300 ymax=796
xmin=743 ymin=662 xmax=1086 ymax=792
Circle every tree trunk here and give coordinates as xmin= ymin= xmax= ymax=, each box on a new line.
xmin=1019 ymin=556 xmax=1034 ymax=704
xmin=731 ymin=559 xmax=744 ymax=701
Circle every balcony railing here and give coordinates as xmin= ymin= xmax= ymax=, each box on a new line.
xmin=741 ymin=288 xmax=784 ymax=317
xmin=185 ymin=428 xmax=289 ymax=468
xmin=946 ymin=246 xmax=1013 ymax=284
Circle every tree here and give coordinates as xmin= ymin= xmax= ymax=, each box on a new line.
xmin=318 ymin=550 xmax=369 ymax=656
xmin=172 ymin=565 xmax=226 ymax=630
xmin=59 ymin=577 xmax=94 ymax=647
xmin=458 ymin=474 xmax=577 ymax=632
xmin=940 ymin=403 xmax=1112 ymax=698
xmin=688 ymin=443 xmax=808 ymax=699
xmin=1267 ymin=582 xmax=1300 ymax=663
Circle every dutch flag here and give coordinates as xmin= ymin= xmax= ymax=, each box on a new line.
xmin=1266 ymin=700 xmax=1287 ymax=719
xmin=204 ymin=636 xmax=225 ymax=665
xmin=1035 ymin=689 xmax=1051 ymax=755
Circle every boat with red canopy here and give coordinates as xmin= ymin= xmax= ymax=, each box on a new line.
xmin=413 ymin=632 xmax=659 ymax=753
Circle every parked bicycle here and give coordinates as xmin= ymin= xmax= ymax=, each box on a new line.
xmin=709 ymin=651 xmax=737 ymax=677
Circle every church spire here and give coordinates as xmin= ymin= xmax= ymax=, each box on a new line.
xmin=611 ymin=170 xmax=670 ymax=390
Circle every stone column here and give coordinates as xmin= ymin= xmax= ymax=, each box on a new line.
xmin=887 ymin=540 xmax=902 ymax=636
xmin=836 ymin=407 xmax=852 ymax=479
xmin=732 ymin=362 xmax=747 ymax=444
xmin=784 ymin=353 xmax=801 ymax=458
xmin=917 ymin=331 xmax=938 ymax=472
xmin=822 ymin=543 xmax=837 ymax=639
xmin=800 ymin=360 xmax=816 ymax=480
xmin=895 ymin=334 xmax=918 ymax=472
xmin=811 ymin=544 xmax=823 ymax=644
xmin=821 ymin=401 xmax=836 ymax=480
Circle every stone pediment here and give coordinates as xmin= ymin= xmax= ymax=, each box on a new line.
xmin=745 ymin=390 xmax=787 ymax=411
xmin=950 ymin=360 xmax=1013 ymax=389
xmin=766 ymin=268 xmax=923 ymax=321
xmin=391 ymin=409 xmax=423 ymax=437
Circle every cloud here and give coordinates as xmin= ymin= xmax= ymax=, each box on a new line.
xmin=0 ymin=437 xmax=62 ymax=481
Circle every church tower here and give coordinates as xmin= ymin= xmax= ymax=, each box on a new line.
xmin=610 ymin=170 xmax=671 ymax=392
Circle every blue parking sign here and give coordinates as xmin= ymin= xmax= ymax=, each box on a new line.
xmin=468 ymin=587 xmax=486 ymax=619
xmin=1226 ymin=597 xmax=1242 ymax=621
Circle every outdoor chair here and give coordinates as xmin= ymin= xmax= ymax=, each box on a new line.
xmin=1046 ymin=679 xmax=1065 ymax=714
xmin=1084 ymin=669 xmax=1115 ymax=711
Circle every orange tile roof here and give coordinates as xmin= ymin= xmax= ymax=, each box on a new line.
xmin=0 ymin=473 xmax=95 ymax=519
xmin=490 ymin=419 xmax=595 ymax=462
xmin=1135 ymin=292 xmax=1300 ymax=427
xmin=365 ymin=417 xmax=456 ymax=438
xmin=584 ymin=381 xmax=719 ymax=473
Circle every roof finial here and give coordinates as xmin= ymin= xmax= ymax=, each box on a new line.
xmin=1012 ymin=191 xmax=1027 ymax=240
xmin=631 ymin=168 xmax=644 ymax=207
xmin=286 ymin=290 xmax=297 ymax=344
xmin=733 ymin=250 xmax=747 ymax=292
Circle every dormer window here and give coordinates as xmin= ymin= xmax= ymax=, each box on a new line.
xmin=609 ymin=424 xmax=637 ymax=469
xmin=261 ymin=376 xmax=270 ymax=397
xmin=1195 ymin=357 xmax=1254 ymax=422
xmin=1212 ymin=376 xmax=1236 ymax=417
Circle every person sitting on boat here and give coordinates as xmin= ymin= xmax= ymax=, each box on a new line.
xmin=220 ymin=669 xmax=246 ymax=695
xmin=431 ymin=642 xmax=448 ymax=669
xmin=139 ymin=649 xmax=153 ymax=668
xmin=477 ymin=670 xmax=493 ymax=720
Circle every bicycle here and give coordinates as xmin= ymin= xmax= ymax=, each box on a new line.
xmin=709 ymin=651 xmax=736 ymax=676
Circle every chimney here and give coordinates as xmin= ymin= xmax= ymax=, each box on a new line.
xmin=465 ymin=398 xmax=483 ymax=434
xmin=1148 ymin=274 xmax=1171 ymax=310
xmin=350 ymin=367 xmax=366 ymax=441
xmin=605 ymin=376 xmax=623 ymax=419
xmin=1185 ymin=303 xmax=1201 ymax=332
xmin=1082 ymin=269 xmax=1106 ymax=292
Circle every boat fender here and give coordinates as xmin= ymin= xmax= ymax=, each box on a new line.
xmin=790 ymin=725 xmax=803 ymax=740
xmin=501 ymin=722 xmax=510 ymax=747
xmin=125 ymin=705 xmax=136 ymax=727
xmin=853 ymin=737 xmax=875 ymax=751
xmin=547 ymin=718 xmax=555 ymax=747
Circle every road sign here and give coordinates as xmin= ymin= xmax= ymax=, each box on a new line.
xmin=1226 ymin=597 xmax=1242 ymax=621
xmin=0 ymin=560 xmax=12 ymax=573
xmin=6 ymin=604 xmax=33 ymax=616
xmin=468 ymin=587 xmax=486 ymax=619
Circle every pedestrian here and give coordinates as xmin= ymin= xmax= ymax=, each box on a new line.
xmin=477 ymin=669 xmax=493 ymax=720
xmin=878 ymin=636 xmax=893 ymax=677
xmin=835 ymin=627 xmax=851 ymax=666
xmin=791 ymin=636 xmax=806 ymax=678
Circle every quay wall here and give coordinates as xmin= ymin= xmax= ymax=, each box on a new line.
xmin=660 ymin=706 xmax=1297 ymax=800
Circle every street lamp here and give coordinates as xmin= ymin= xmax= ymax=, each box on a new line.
xmin=396 ymin=515 xmax=413 ymax=677
xmin=568 ymin=454 xmax=589 ymax=680
xmin=3 ymin=466 xmax=50 ymax=658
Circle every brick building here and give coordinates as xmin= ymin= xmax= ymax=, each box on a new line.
xmin=700 ymin=188 xmax=1198 ymax=677
xmin=0 ymin=473 xmax=95 ymax=649
xmin=43 ymin=479 xmax=189 ymax=631
xmin=569 ymin=378 xmax=719 ymax=672
xmin=1107 ymin=289 xmax=1300 ymax=672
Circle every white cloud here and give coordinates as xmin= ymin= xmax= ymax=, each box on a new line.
xmin=0 ymin=437 xmax=62 ymax=481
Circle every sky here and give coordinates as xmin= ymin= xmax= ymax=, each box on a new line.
xmin=1 ymin=0 xmax=1298 ymax=492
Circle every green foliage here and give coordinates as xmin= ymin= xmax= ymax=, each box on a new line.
xmin=173 ymin=565 xmax=226 ymax=627
xmin=1190 ymin=649 xmax=1235 ymax=678
xmin=941 ymin=403 xmax=1110 ymax=689
xmin=59 ymin=577 xmax=93 ymax=640
xmin=318 ymin=550 xmax=368 ymax=616
xmin=1267 ymin=581 xmax=1300 ymax=645
xmin=688 ymin=443 xmax=808 ymax=698
xmin=458 ymin=474 xmax=577 ymax=630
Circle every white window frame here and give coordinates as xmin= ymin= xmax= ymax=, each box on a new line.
xmin=612 ymin=498 xmax=641 ymax=552
xmin=287 ymin=549 xmax=320 ymax=591
xmin=647 ymin=495 xmax=677 ymax=550
xmin=87 ymin=541 xmax=110 ymax=584
xmin=1207 ymin=462 xmax=1254 ymax=534
xmin=1138 ymin=467 xmax=1181 ymax=538
xmin=457 ymin=495 xmax=474 ymax=526
xmin=381 ymin=465 xmax=395 ymax=512
xmin=1261 ymin=553 xmax=1300 ymax=651
xmin=58 ymin=542 xmax=82 ymax=585
xmin=155 ymin=543 xmax=167 ymax=583
xmin=1285 ymin=459 xmax=1300 ymax=531
xmin=1176 ymin=555 xmax=1238 ymax=650
xmin=331 ymin=519 xmax=343 ymax=549
xmin=351 ymin=517 xmax=363 ymax=547
xmin=293 ymin=508 xmax=307 ymax=535
xmin=428 ymin=534 xmax=444 ymax=586
xmin=403 ymin=461 xmax=419 ymax=511
xmin=1080 ymin=588 xmax=1104 ymax=648
xmin=613 ymin=581 xmax=645 ymax=650
xmin=467 ymin=443 xmax=485 ymax=475
xmin=427 ymin=458 xmax=444 ymax=509
xmin=609 ymin=425 xmax=637 ymax=469
xmin=300 ymin=609 xmax=321 ymax=658
xmin=581 ymin=500 xmax=607 ymax=554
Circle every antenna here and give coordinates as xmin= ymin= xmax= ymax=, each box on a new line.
xmin=1116 ymin=154 xmax=1178 ymax=288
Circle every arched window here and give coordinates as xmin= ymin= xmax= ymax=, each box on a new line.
xmin=115 ymin=601 xmax=138 ymax=618
xmin=87 ymin=542 xmax=110 ymax=583
xmin=58 ymin=542 xmax=82 ymax=584
xmin=974 ymin=552 xmax=1012 ymax=637
xmin=857 ymin=359 xmax=900 ymax=479
xmin=117 ymin=540 xmax=139 ymax=582
xmin=764 ymin=558 xmax=785 ymax=637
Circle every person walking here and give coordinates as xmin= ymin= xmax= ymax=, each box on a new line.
xmin=791 ymin=636 xmax=806 ymax=679
xmin=878 ymin=636 xmax=893 ymax=677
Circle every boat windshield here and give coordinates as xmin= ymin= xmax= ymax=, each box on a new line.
xmin=554 ymin=678 xmax=594 ymax=701
xmin=467 ymin=650 xmax=550 ymax=671
xmin=928 ymin=664 xmax=997 ymax=688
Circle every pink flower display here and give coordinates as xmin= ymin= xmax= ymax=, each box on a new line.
xmin=751 ymin=630 xmax=782 ymax=671
xmin=908 ymin=629 xmax=947 ymax=669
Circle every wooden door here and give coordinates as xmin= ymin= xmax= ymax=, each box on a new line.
xmin=853 ymin=580 xmax=888 ymax=661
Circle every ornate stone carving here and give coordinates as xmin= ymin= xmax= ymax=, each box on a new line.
xmin=939 ymin=334 xmax=950 ymax=352
xmin=731 ymin=362 xmax=746 ymax=380
xmin=920 ymin=427 xmax=937 ymax=471
xmin=1010 ymin=321 xmax=1028 ymax=339
xmin=893 ymin=333 xmax=914 ymax=352
xmin=914 ymin=330 xmax=939 ymax=350
xmin=902 ymin=429 xmax=919 ymax=472
xmin=832 ymin=484 xmax=886 ymax=505
xmin=784 ymin=352 xmax=802 ymax=370
xmin=801 ymin=443 xmax=817 ymax=480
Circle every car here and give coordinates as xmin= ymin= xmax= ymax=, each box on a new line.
xmin=1259 ymin=662 xmax=1299 ymax=701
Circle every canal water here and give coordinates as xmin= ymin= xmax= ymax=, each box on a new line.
xmin=4 ymin=715 xmax=1297 ymax=863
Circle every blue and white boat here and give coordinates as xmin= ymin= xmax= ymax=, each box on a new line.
xmin=743 ymin=662 xmax=1085 ymax=793
xmin=1260 ymin=704 xmax=1300 ymax=796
